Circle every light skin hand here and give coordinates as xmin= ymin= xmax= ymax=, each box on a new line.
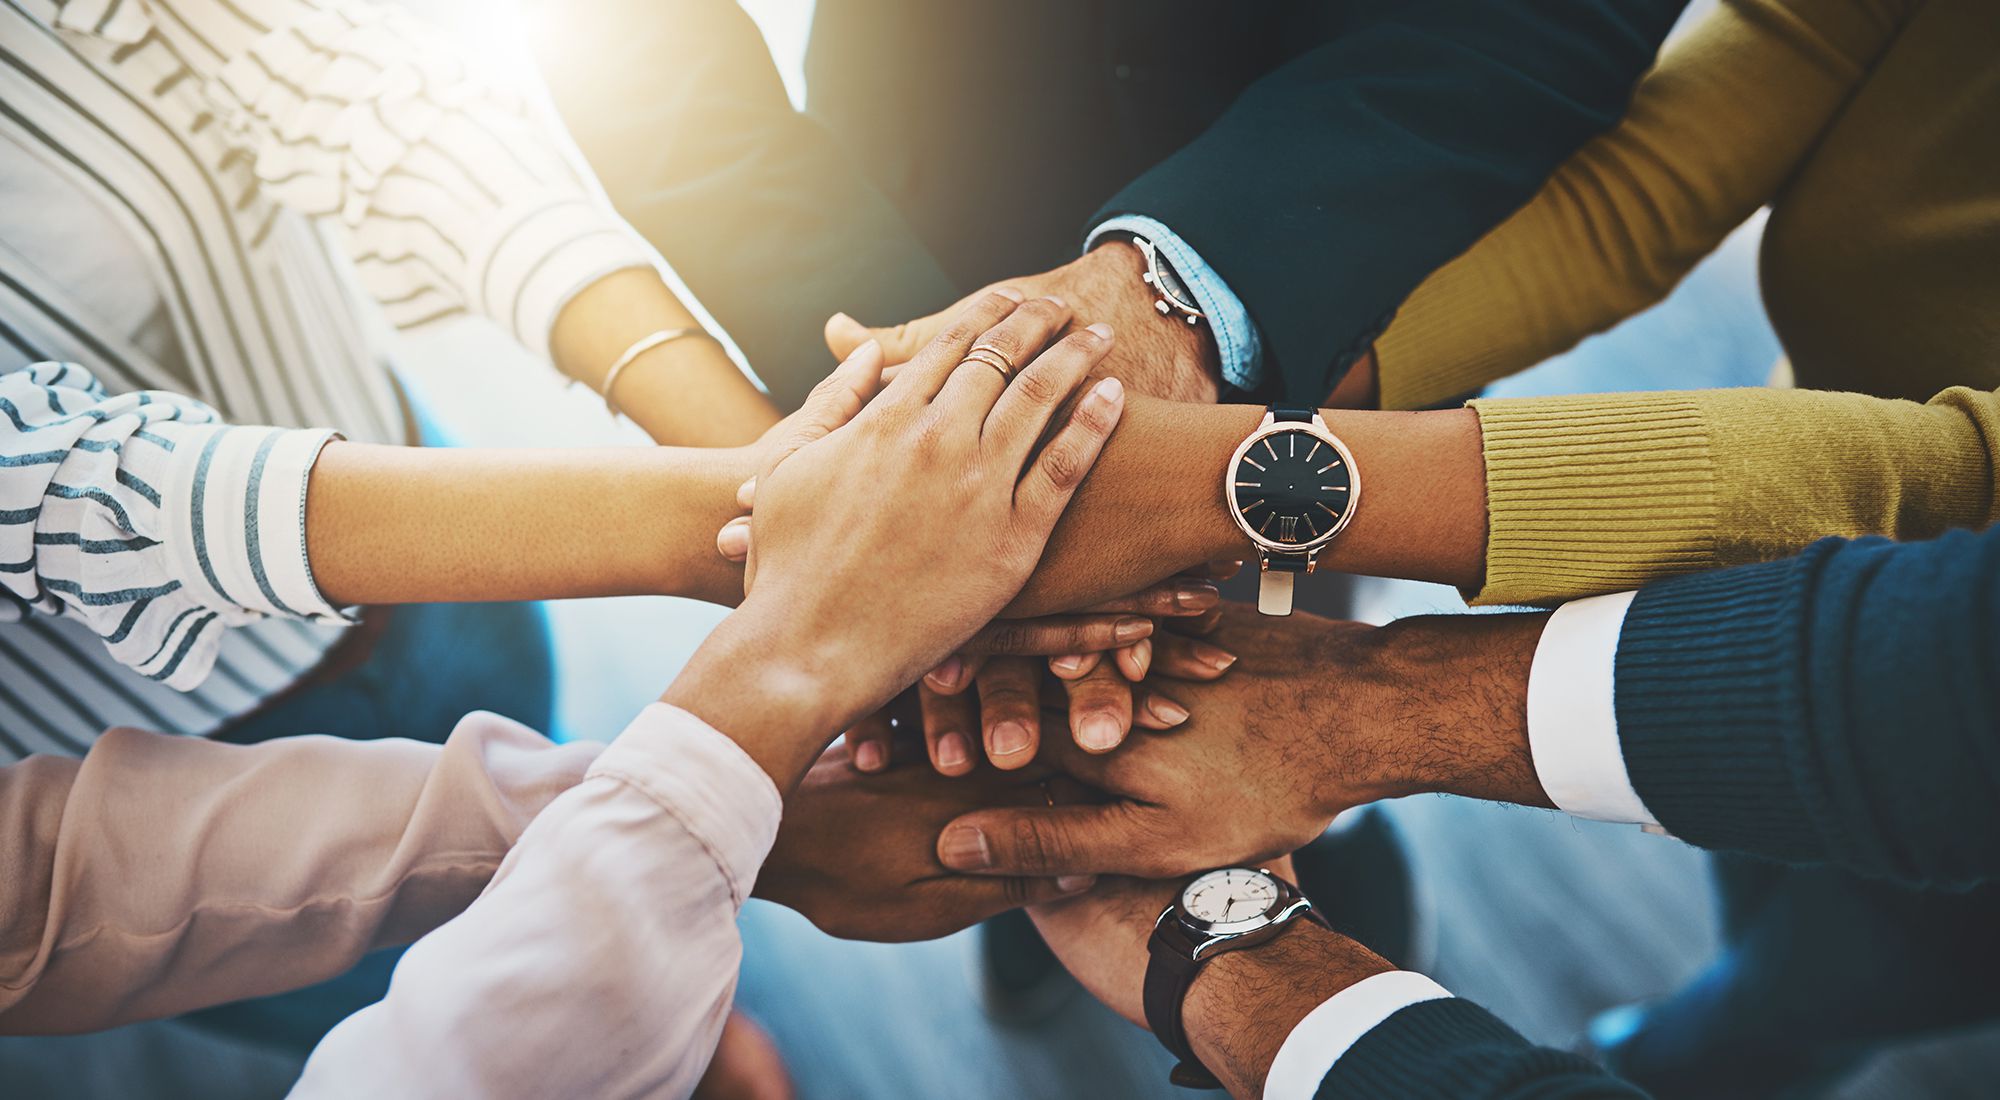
xmin=754 ymin=742 xmax=1096 ymax=942
xmin=304 ymin=349 xmax=908 ymax=611
xmin=825 ymin=241 xmax=1224 ymax=404
xmin=937 ymin=604 xmax=1554 ymax=880
xmin=659 ymin=291 xmax=1128 ymax=793
xmin=1030 ymin=872 xmax=1391 ymax=1099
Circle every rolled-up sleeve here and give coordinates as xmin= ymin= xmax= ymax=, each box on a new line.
xmin=1 ymin=363 xmax=344 ymax=690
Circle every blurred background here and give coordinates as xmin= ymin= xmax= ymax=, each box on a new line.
xmin=4 ymin=2 xmax=1995 ymax=1097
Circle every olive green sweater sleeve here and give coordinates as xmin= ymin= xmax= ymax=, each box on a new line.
xmin=1466 ymin=385 xmax=2000 ymax=604
xmin=1372 ymin=0 xmax=1921 ymax=410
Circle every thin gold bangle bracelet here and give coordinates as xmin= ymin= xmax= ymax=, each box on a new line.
xmin=599 ymin=326 xmax=718 ymax=419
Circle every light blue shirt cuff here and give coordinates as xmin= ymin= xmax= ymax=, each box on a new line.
xmin=1087 ymin=215 xmax=1265 ymax=392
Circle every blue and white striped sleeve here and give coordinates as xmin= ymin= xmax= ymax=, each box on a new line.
xmin=1 ymin=363 xmax=348 ymax=691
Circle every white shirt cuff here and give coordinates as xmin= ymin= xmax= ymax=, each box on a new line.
xmin=1263 ymin=971 xmax=1453 ymax=1100
xmin=1526 ymin=591 xmax=1657 ymax=825
xmin=587 ymin=703 xmax=784 ymax=906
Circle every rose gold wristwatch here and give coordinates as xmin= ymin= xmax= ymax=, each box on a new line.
xmin=1224 ymin=404 xmax=1360 ymax=615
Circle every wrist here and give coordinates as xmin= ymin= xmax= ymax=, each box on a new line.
xmin=1183 ymin=922 xmax=1391 ymax=1098
xmin=1079 ymin=240 xmax=1222 ymax=398
xmin=1363 ymin=612 xmax=1552 ymax=808
xmin=659 ymin=599 xmax=861 ymax=793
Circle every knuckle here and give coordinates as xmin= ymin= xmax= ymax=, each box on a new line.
xmin=982 ymin=622 xmax=1030 ymax=654
xmin=1038 ymin=440 xmax=1086 ymax=489
xmin=1000 ymin=876 xmax=1033 ymax=908
xmin=1007 ymin=365 xmax=1062 ymax=407
xmin=979 ymin=289 xmax=1022 ymax=313
xmin=935 ymin=320 xmax=980 ymax=349
xmin=1010 ymin=815 xmax=1067 ymax=874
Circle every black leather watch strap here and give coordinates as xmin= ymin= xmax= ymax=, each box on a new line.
xmin=1144 ymin=940 xmax=1200 ymax=1088
xmin=1271 ymin=404 xmax=1317 ymax=423
xmin=1264 ymin=551 xmax=1312 ymax=573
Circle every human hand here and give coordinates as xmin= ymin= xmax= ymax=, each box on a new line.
xmin=661 ymin=290 xmax=1127 ymax=791
xmin=1030 ymin=865 xmax=1390 ymax=1099
xmin=754 ymin=742 xmax=1099 ymax=942
xmin=890 ymin=595 xmax=1239 ymax=775
xmin=935 ymin=604 xmax=1553 ymax=879
xmin=825 ymin=241 xmax=1222 ymax=404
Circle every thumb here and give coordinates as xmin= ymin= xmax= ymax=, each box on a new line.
xmin=938 ymin=803 xmax=1160 ymax=878
xmin=762 ymin=339 xmax=884 ymax=482
xmin=825 ymin=286 xmax=990 ymax=366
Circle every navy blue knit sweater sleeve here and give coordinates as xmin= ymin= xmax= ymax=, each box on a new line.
xmin=1616 ymin=525 xmax=2000 ymax=888
xmin=1316 ymin=999 xmax=1645 ymax=1098
xmin=1098 ymin=0 xmax=1687 ymax=403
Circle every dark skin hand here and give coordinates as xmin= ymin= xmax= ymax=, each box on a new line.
xmin=1031 ymin=873 xmax=1392 ymax=1100
xmin=754 ymin=742 xmax=1097 ymax=942
xmin=937 ymin=603 xmax=1554 ymax=880
xmin=826 ymin=240 xmax=1224 ymax=404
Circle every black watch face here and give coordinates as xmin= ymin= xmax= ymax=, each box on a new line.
xmin=1181 ymin=868 xmax=1280 ymax=933
xmin=1231 ymin=428 xmax=1352 ymax=547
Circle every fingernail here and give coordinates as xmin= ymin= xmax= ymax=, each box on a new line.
xmin=853 ymin=338 xmax=880 ymax=360
xmin=1056 ymin=875 xmax=1096 ymax=893
xmin=1092 ymin=376 xmax=1124 ymax=403
xmin=937 ymin=732 xmax=971 ymax=769
xmin=927 ymin=655 xmax=964 ymax=691
xmin=990 ymin=720 xmax=1032 ymax=758
xmin=1078 ymin=714 xmax=1123 ymax=752
xmin=1193 ymin=641 xmax=1238 ymax=671
xmin=1149 ymin=697 xmax=1190 ymax=726
xmin=1051 ymin=654 xmax=1087 ymax=675
xmin=1043 ymin=294 xmax=1067 ymax=309
xmin=1086 ymin=322 xmax=1114 ymax=340
xmin=854 ymin=740 xmax=886 ymax=772
xmin=1113 ymin=616 xmax=1152 ymax=643
xmin=1175 ymin=581 xmax=1220 ymax=610
xmin=995 ymin=286 xmax=1026 ymax=302
xmin=940 ymin=825 xmax=994 ymax=870
xmin=716 ymin=519 xmax=750 ymax=559
xmin=1126 ymin=637 xmax=1153 ymax=677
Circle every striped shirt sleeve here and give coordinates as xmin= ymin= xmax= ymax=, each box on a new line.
xmin=165 ymin=0 xmax=654 ymax=360
xmin=1 ymin=363 xmax=347 ymax=692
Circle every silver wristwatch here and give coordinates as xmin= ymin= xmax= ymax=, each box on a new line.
xmin=1129 ymin=234 xmax=1206 ymax=328
xmin=1224 ymin=405 xmax=1360 ymax=615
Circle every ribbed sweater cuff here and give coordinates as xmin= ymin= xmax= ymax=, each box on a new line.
xmin=1615 ymin=559 xmax=1824 ymax=861
xmin=1468 ymin=393 xmax=1718 ymax=606
xmin=1319 ymin=998 xmax=1628 ymax=1098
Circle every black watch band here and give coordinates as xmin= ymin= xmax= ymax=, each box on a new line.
xmin=1271 ymin=404 xmax=1317 ymax=423
xmin=1142 ymin=940 xmax=1217 ymax=1088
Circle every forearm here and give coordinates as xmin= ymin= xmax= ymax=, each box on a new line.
xmin=1185 ymin=923 xmax=1392 ymax=1099
xmin=304 ymin=442 xmax=750 ymax=609
xmin=0 ymin=719 xmax=597 ymax=1034
xmin=1013 ymin=397 xmax=1486 ymax=614
xmin=550 ymin=268 xmax=781 ymax=445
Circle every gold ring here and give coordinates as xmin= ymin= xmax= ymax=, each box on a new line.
xmin=968 ymin=342 xmax=1018 ymax=374
xmin=959 ymin=347 xmax=1014 ymax=382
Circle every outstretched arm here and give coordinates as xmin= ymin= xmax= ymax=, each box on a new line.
xmin=1003 ymin=380 xmax=2000 ymax=615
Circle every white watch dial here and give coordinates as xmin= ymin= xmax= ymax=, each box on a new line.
xmin=1181 ymin=868 xmax=1280 ymax=928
